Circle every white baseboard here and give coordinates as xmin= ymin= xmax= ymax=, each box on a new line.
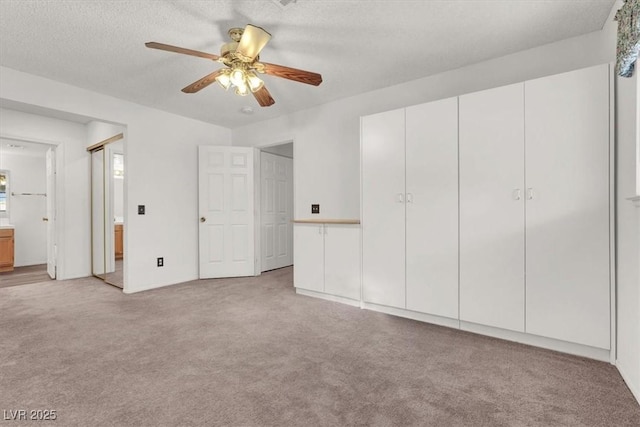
xmin=616 ymin=360 xmax=640 ymax=405
xmin=295 ymin=288 xmax=361 ymax=307
xmin=460 ymin=321 xmax=611 ymax=362
xmin=296 ymin=289 xmax=611 ymax=362
xmin=361 ymin=302 xmax=460 ymax=329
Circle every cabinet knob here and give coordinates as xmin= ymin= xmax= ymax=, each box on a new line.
xmin=42 ymin=217 xmax=49 ymax=222
xmin=200 ymin=217 xmax=206 ymax=223
xmin=527 ymin=188 xmax=534 ymax=200
xmin=513 ymin=189 xmax=521 ymax=201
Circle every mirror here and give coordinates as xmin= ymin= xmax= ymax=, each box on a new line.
xmin=0 ymin=170 xmax=9 ymax=218
xmin=91 ymin=149 xmax=106 ymax=280
xmin=91 ymin=138 xmax=124 ymax=288
xmin=105 ymin=144 xmax=124 ymax=288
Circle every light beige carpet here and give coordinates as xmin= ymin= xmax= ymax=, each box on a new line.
xmin=1 ymin=267 xmax=638 ymax=426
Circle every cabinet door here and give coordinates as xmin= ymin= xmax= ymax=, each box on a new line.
xmin=0 ymin=231 xmax=14 ymax=270
xmin=293 ymin=224 xmax=324 ymax=292
xmin=324 ymin=225 xmax=360 ymax=300
xmin=361 ymin=109 xmax=406 ymax=308
xmin=405 ymin=98 xmax=459 ymax=319
xmin=459 ymin=83 xmax=525 ymax=332
xmin=525 ymin=64 xmax=610 ymax=349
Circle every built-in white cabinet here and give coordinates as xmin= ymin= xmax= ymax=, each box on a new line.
xmin=294 ymin=223 xmax=360 ymax=301
xmin=293 ymin=224 xmax=324 ymax=293
xmin=361 ymin=108 xmax=406 ymax=308
xmin=362 ymin=97 xmax=459 ymax=319
xmin=524 ymin=65 xmax=610 ymax=349
xmin=287 ymin=63 xmax=615 ymax=360
xmin=458 ymin=64 xmax=610 ymax=349
xmin=459 ymin=83 xmax=526 ymax=332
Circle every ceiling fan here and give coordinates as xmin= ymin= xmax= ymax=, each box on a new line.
xmin=146 ymin=24 xmax=323 ymax=107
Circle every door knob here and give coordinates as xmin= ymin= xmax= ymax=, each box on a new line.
xmin=526 ymin=188 xmax=534 ymax=200
xmin=513 ymin=189 xmax=521 ymax=200
xmin=200 ymin=217 xmax=206 ymax=223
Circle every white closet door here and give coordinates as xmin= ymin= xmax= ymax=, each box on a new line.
xmin=293 ymin=224 xmax=324 ymax=292
xmin=405 ymin=97 xmax=459 ymax=319
xmin=361 ymin=109 xmax=406 ymax=308
xmin=525 ymin=64 xmax=610 ymax=349
xmin=261 ymin=152 xmax=293 ymax=272
xmin=324 ymin=225 xmax=361 ymax=300
xmin=459 ymin=83 xmax=525 ymax=332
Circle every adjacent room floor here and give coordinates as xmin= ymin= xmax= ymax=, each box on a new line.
xmin=1 ymin=267 xmax=638 ymax=426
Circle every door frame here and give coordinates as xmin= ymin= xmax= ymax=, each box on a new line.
xmin=255 ymin=139 xmax=295 ymax=275
xmin=0 ymin=133 xmax=64 ymax=279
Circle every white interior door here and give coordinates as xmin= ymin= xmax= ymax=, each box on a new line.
xmin=261 ymin=151 xmax=293 ymax=272
xmin=459 ymin=83 xmax=525 ymax=332
xmin=525 ymin=64 xmax=610 ymax=349
xmin=45 ymin=147 xmax=56 ymax=279
xmin=198 ymin=146 xmax=256 ymax=279
xmin=405 ymin=97 xmax=459 ymax=319
xmin=361 ymin=108 xmax=406 ymax=308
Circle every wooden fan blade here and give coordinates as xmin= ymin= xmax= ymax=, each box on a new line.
xmin=252 ymin=85 xmax=275 ymax=107
xmin=182 ymin=69 xmax=224 ymax=93
xmin=145 ymin=42 xmax=219 ymax=61
xmin=236 ymin=25 xmax=271 ymax=62
xmin=260 ymin=62 xmax=322 ymax=86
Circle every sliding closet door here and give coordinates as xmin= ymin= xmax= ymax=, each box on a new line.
xmin=405 ymin=98 xmax=459 ymax=319
xmin=525 ymin=64 xmax=610 ymax=349
xmin=361 ymin=109 xmax=406 ymax=308
xmin=459 ymin=83 xmax=525 ymax=332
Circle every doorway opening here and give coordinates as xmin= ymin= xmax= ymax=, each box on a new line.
xmin=260 ymin=142 xmax=293 ymax=273
xmin=0 ymin=137 xmax=58 ymax=288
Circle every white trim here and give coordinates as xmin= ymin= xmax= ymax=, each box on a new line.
xmin=609 ymin=63 xmax=617 ymax=364
xmin=0 ymin=132 xmax=65 ymax=279
xmin=295 ymin=288 xmax=361 ymax=307
xmin=616 ymin=360 xmax=640 ymax=405
xmin=362 ymin=302 xmax=460 ymax=329
xmin=460 ymin=321 xmax=611 ymax=362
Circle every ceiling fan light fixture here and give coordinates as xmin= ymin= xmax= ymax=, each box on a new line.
xmin=246 ymin=71 xmax=264 ymax=92
xmin=215 ymin=70 xmax=232 ymax=90
xmin=235 ymin=82 xmax=249 ymax=96
xmin=230 ymin=68 xmax=246 ymax=87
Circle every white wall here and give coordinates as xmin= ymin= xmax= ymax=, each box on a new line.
xmin=233 ymin=2 xmax=640 ymax=403
xmin=0 ymin=69 xmax=232 ymax=291
xmin=0 ymin=148 xmax=47 ymax=266
xmin=0 ymin=109 xmax=90 ymax=279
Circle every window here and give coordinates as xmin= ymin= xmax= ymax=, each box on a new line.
xmin=0 ymin=170 xmax=9 ymax=218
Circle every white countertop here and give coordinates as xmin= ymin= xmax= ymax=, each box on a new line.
xmin=0 ymin=224 xmax=15 ymax=229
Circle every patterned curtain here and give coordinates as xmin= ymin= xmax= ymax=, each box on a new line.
xmin=616 ymin=0 xmax=640 ymax=77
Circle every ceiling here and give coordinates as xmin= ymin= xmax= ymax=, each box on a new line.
xmin=0 ymin=0 xmax=615 ymax=129
xmin=0 ymin=138 xmax=51 ymax=157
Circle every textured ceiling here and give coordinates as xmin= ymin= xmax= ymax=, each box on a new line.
xmin=0 ymin=0 xmax=615 ymax=129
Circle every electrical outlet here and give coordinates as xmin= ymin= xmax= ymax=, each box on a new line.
xmin=157 ymin=257 xmax=163 ymax=267
xmin=138 ymin=205 xmax=145 ymax=215
xmin=311 ymin=204 xmax=320 ymax=214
